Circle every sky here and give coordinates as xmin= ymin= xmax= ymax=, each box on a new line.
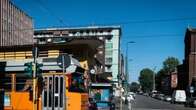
xmin=12 ymin=0 xmax=196 ymax=82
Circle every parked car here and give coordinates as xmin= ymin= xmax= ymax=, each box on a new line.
xmin=151 ymin=93 xmax=156 ymax=98
xmin=185 ymin=97 xmax=196 ymax=108
xmin=150 ymin=90 xmax=158 ymax=97
xmin=157 ymin=94 xmax=165 ymax=100
xmin=154 ymin=94 xmax=160 ymax=99
xmin=164 ymin=96 xmax=172 ymax=102
xmin=171 ymin=90 xmax=186 ymax=104
xmin=128 ymin=92 xmax=136 ymax=98
xmin=138 ymin=91 xmax=143 ymax=95
xmin=143 ymin=93 xmax=149 ymax=97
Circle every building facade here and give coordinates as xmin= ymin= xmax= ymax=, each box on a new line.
xmin=176 ymin=63 xmax=187 ymax=90
xmin=34 ymin=26 xmax=121 ymax=82
xmin=0 ymin=0 xmax=33 ymax=46
xmin=104 ymin=27 xmax=121 ymax=82
xmin=184 ymin=28 xmax=196 ymax=86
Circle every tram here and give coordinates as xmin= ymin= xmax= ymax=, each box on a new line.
xmin=1 ymin=56 xmax=89 ymax=110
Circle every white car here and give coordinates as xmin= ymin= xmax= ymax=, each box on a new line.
xmin=128 ymin=92 xmax=136 ymax=98
xmin=171 ymin=90 xmax=186 ymax=104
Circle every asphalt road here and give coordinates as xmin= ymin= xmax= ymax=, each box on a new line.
xmin=131 ymin=95 xmax=196 ymax=110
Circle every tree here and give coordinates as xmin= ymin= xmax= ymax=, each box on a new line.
xmin=156 ymin=57 xmax=180 ymax=93
xmin=129 ymin=82 xmax=140 ymax=92
xmin=139 ymin=68 xmax=154 ymax=92
xmin=155 ymin=69 xmax=165 ymax=91
xmin=163 ymin=57 xmax=180 ymax=74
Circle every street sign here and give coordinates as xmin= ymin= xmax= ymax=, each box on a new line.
xmin=57 ymin=54 xmax=71 ymax=68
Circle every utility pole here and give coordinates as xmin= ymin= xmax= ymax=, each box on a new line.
xmin=153 ymin=66 xmax=156 ymax=91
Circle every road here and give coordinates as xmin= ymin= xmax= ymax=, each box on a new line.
xmin=130 ymin=95 xmax=195 ymax=110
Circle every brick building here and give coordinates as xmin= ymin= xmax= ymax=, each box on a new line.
xmin=184 ymin=28 xmax=196 ymax=86
xmin=0 ymin=0 xmax=33 ymax=46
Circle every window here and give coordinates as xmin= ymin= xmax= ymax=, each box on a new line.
xmin=3 ymin=76 xmax=11 ymax=92
xmin=105 ymin=43 xmax=113 ymax=49
xmin=105 ymin=50 xmax=113 ymax=56
xmin=16 ymin=76 xmax=32 ymax=91
xmin=105 ymin=58 xmax=112 ymax=64
xmin=60 ymin=77 xmax=63 ymax=107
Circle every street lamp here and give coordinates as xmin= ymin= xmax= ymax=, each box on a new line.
xmin=126 ymin=41 xmax=135 ymax=84
xmin=124 ymin=41 xmax=135 ymax=99
xmin=124 ymin=41 xmax=135 ymax=104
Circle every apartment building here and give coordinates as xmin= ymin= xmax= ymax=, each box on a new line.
xmin=0 ymin=0 xmax=33 ymax=46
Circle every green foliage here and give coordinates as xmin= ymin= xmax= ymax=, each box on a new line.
xmin=129 ymin=82 xmax=140 ymax=92
xmin=139 ymin=68 xmax=154 ymax=92
xmin=163 ymin=57 xmax=179 ymax=74
xmin=156 ymin=56 xmax=180 ymax=92
xmin=155 ymin=69 xmax=165 ymax=91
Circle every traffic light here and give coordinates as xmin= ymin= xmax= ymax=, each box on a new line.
xmin=0 ymin=62 xmax=6 ymax=89
xmin=24 ymin=62 xmax=33 ymax=77
xmin=36 ymin=63 xmax=43 ymax=77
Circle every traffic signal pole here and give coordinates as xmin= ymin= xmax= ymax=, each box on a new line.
xmin=33 ymin=46 xmax=38 ymax=110
xmin=62 ymin=55 xmax=67 ymax=110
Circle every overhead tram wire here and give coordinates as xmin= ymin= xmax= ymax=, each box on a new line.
xmin=2 ymin=15 xmax=196 ymax=34
xmin=102 ymin=16 xmax=196 ymax=26
xmin=34 ymin=0 xmax=67 ymax=27
xmin=122 ymin=34 xmax=184 ymax=39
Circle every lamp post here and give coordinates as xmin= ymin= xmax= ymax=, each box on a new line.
xmin=126 ymin=41 xmax=135 ymax=86
xmin=125 ymin=41 xmax=135 ymax=104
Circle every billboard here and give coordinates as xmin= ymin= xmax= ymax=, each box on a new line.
xmin=171 ymin=73 xmax=178 ymax=88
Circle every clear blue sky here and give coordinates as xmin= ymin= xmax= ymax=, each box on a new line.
xmin=12 ymin=0 xmax=196 ymax=82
